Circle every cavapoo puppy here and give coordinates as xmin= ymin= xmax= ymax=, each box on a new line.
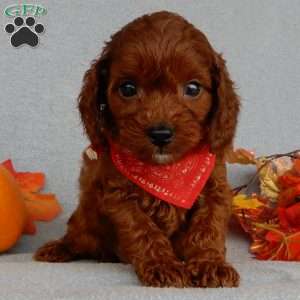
xmin=35 ymin=11 xmax=240 ymax=288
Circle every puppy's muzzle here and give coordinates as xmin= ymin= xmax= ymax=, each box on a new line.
xmin=147 ymin=124 xmax=174 ymax=147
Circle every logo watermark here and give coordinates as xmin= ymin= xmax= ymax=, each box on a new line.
xmin=4 ymin=4 xmax=47 ymax=48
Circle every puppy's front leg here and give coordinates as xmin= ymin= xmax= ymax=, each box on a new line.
xmin=179 ymin=164 xmax=240 ymax=287
xmin=103 ymin=193 xmax=188 ymax=287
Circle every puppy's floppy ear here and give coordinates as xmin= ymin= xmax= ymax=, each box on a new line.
xmin=208 ymin=53 xmax=240 ymax=156
xmin=78 ymin=54 xmax=112 ymax=146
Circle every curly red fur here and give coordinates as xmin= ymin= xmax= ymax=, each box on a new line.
xmin=35 ymin=11 xmax=240 ymax=288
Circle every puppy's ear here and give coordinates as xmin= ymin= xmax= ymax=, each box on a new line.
xmin=78 ymin=55 xmax=112 ymax=146
xmin=208 ymin=54 xmax=240 ymax=156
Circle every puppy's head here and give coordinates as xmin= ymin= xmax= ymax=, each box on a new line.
xmin=78 ymin=11 xmax=239 ymax=164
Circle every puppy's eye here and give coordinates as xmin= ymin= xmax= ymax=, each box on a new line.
xmin=184 ymin=81 xmax=202 ymax=98
xmin=119 ymin=81 xmax=137 ymax=98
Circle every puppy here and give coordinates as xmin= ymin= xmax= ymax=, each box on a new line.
xmin=35 ymin=11 xmax=240 ymax=288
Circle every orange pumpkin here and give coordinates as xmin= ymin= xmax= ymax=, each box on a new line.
xmin=0 ymin=165 xmax=28 ymax=252
xmin=0 ymin=160 xmax=61 ymax=253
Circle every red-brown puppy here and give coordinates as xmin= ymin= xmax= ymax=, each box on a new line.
xmin=35 ymin=11 xmax=240 ymax=288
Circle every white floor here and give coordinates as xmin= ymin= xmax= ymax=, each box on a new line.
xmin=1 ymin=224 xmax=299 ymax=300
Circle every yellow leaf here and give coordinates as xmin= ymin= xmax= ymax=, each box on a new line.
xmin=233 ymin=194 xmax=264 ymax=209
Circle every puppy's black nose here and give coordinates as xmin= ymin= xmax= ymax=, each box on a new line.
xmin=147 ymin=125 xmax=174 ymax=147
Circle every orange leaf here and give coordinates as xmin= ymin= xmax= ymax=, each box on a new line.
xmin=265 ymin=231 xmax=283 ymax=243
xmin=0 ymin=160 xmax=16 ymax=174
xmin=278 ymin=185 xmax=300 ymax=207
xmin=260 ymin=228 xmax=300 ymax=260
xmin=278 ymin=202 xmax=300 ymax=229
xmin=1 ymin=160 xmax=45 ymax=192
xmin=293 ymin=159 xmax=300 ymax=175
xmin=264 ymin=231 xmax=288 ymax=260
xmin=278 ymin=174 xmax=300 ymax=188
xmin=288 ymin=232 xmax=300 ymax=259
xmin=254 ymin=241 xmax=278 ymax=260
xmin=285 ymin=203 xmax=300 ymax=227
xmin=23 ymin=192 xmax=62 ymax=222
xmin=15 ymin=172 xmax=45 ymax=192
xmin=226 ymin=148 xmax=256 ymax=165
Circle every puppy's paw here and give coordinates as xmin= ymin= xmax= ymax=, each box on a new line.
xmin=186 ymin=259 xmax=240 ymax=288
xmin=34 ymin=239 xmax=74 ymax=262
xmin=137 ymin=259 xmax=188 ymax=288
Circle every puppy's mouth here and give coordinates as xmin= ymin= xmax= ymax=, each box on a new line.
xmin=152 ymin=153 xmax=173 ymax=164
xmin=152 ymin=148 xmax=174 ymax=165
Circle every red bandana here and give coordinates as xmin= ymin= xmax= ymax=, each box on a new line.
xmin=86 ymin=142 xmax=216 ymax=209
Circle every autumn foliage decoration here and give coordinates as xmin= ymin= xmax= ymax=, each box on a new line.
xmin=227 ymin=148 xmax=300 ymax=261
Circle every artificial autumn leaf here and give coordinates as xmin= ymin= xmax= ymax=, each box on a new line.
xmin=247 ymin=222 xmax=300 ymax=260
xmin=231 ymin=148 xmax=300 ymax=261
xmin=232 ymin=195 xmax=277 ymax=239
xmin=256 ymin=159 xmax=280 ymax=200
xmin=287 ymin=233 xmax=300 ymax=259
xmin=278 ymin=202 xmax=300 ymax=230
xmin=277 ymin=185 xmax=300 ymax=207
xmin=277 ymin=159 xmax=300 ymax=207
xmin=1 ymin=160 xmax=45 ymax=192
xmin=251 ymin=239 xmax=275 ymax=260
xmin=23 ymin=192 xmax=61 ymax=222
xmin=238 ymin=199 xmax=300 ymax=260
xmin=1 ymin=160 xmax=15 ymax=174
xmin=233 ymin=194 xmax=264 ymax=209
xmin=226 ymin=148 xmax=256 ymax=165
xmin=278 ymin=173 xmax=300 ymax=188
xmin=264 ymin=230 xmax=300 ymax=260
xmin=278 ymin=160 xmax=300 ymax=189
xmin=272 ymin=157 xmax=294 ymax=176
xmin=15 ymin=172 xmax=45 ymax=193
xmin=293 ymin=159 xmax=300 ymax=175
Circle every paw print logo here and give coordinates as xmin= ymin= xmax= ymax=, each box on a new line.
xmin=5 ymin=17 xmax=45 ymax=47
